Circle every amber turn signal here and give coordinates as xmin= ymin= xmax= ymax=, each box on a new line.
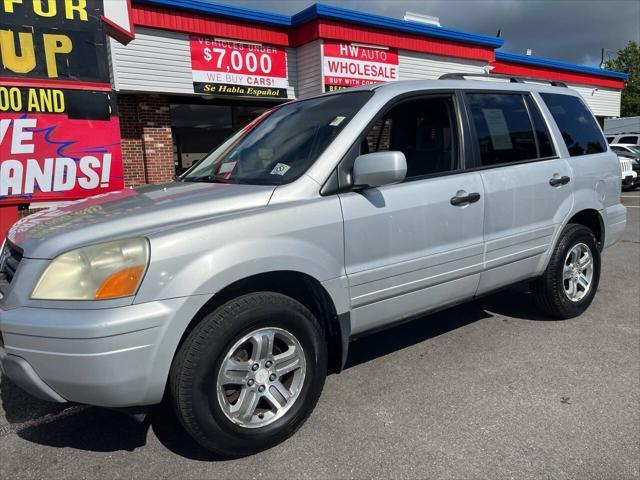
xmin=95 ymin=265 xmax=145 ymax=299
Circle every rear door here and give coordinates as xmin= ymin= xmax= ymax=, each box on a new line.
xmin=463 ymin=91 xmax=573 ymax=295
xmin=338 ymin=93 xmax=485 ymax=335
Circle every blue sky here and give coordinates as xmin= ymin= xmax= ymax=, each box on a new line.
xmin=214 ymin=0 xmax=640 ymax=67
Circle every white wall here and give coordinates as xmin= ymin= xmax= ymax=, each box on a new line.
xmin=109 ymin=29 xmax=621 ymax=117
xmin=295 ymin=40 xmax=323 ymax=99
xmin=567 ymin=84 xmax=621 ymax=118
xmin=109 ymin=27 xmax=297 ymax=99
xmin=399 ymin=50 xmax=488 ymax=79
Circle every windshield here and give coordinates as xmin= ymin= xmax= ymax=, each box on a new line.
xmin=182 ymin=91 xmax=373 ymax=185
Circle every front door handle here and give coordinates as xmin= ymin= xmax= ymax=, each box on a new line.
xmin=450 ymin=192 xmax=481 ymax=206
xmin=549 ymin=175 xmax=571 ymax=187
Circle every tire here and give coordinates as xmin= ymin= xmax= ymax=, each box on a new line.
xmin=170 ymin=292 xmax=327 ymax=458
xmin=532 ymin=223 xmax=601 ymax=319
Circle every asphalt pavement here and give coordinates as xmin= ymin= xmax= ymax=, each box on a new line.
xmin=1 ymin=191 xmax=639 ymax=479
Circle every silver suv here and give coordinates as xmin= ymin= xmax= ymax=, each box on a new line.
xmin=0 ymin=77 xmax=627 ymax=457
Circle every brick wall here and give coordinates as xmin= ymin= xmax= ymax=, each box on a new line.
xmin=117 ymin=94 xmax=175 ymax=187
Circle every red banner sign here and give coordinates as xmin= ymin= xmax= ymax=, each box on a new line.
xmin=322 ymin=40 xmax=399 ymax=92
xmin=190 ymin=36 xmax=289 ymax=98
xmin=0 ymin=111 xmax=124 ymax=205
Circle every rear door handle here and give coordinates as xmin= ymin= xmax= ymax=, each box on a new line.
xmin=450 ymin=192 xmax=481 ymax=206
xmin=549 ymin=175 xmax=570 ymax=187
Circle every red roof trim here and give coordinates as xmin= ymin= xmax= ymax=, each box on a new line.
xmin=131 ymin=4 xmax=290 ymax=46
xmin=303 ymin=20 xmax=495 ymax=62
xmin=491 ymin=60 xmax=625 ymax=89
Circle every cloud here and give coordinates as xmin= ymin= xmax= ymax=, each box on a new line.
xmin=216 ymin=0 xmax=640 ymax=66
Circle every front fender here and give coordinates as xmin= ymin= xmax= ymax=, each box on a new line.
xmin=134 ymin=197 xmax=346 ymax=305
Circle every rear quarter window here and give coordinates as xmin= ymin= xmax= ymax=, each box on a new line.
xmin=539 ymin=93 xmax=606 ymax=157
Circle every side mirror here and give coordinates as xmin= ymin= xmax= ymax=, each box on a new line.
xmin=352 ymin=151 xmax=407 ymax=189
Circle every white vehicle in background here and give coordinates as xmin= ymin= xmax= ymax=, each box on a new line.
xmin=611 ymin=144 xmax=640 ymax=190
xmin=608 ymin=134 xmax=640 ymax=146
xmin=604 ymin=116 xmax=640 ymax=146
xmin=610 ymin=144 xmax=640 ymax=157
xmin=619 ymin=155 xmax=638 ymax=190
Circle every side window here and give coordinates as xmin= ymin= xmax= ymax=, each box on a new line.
xmin=618 ymin=136 xmax=639 ymax=144
xmin=466 ymin=93 xmax=538 ymax=166
xmin=606 ymin=136 xmax=615 ymax=144
xmin=363 ymin=96 xmax=459 ymax=178
xmin=611 ymin=146 xmax=624 ymax=154
xmin=524 ymin=95 xmax=555 ymax=158
xmin=539 ymin=93 xmax=606 ymax=156
xmin=364 ymin=118 xmax=392 ymax=153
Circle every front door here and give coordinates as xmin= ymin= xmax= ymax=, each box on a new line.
xmin=338 ymin=94 xmax=485 ymax=335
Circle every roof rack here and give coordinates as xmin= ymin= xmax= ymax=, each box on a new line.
xmin=438 ymin=72 xmax=567 ymax=87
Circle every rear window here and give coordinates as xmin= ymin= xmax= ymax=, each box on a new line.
xmin=540 ymin=93 xmax=606 ymax=157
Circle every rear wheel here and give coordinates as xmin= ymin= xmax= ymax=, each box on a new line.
xmin=533 ymin=224 xmax=601 ymax=319
xmin=170 ymin=292 xmax=327 ymax=457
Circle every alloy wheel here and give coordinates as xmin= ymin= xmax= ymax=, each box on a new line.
xmin=216 ymin=327 xmax=306 ymax=428
xmin=562 ymin=242 xmax=594 ymax=302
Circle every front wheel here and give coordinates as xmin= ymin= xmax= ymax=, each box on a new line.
xmin=532 ymin=224 xmax=601 ymax=319
xmin=170 ymin=292 xmax=327 ymax=457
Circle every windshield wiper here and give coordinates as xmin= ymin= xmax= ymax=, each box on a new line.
xmin=181 ymin=175 xmax=237 ymax=184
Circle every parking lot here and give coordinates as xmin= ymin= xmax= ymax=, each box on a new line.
xmin=1 ymin=191 xmax=638 ymax=480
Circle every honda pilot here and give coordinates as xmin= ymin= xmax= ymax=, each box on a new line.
xmin=0 ymin=76 xmax=627 ymax=457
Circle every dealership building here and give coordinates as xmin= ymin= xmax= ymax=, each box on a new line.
xmin=105 ymin=0 xmax=628 ymax=188
xmin=0 ymin=0 xmax=629 ymax=235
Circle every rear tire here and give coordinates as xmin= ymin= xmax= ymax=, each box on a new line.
xmin=532 ymin=224 xmax=600 ymax=319
xmin=170 ymin=292 xmax=327 ymax=458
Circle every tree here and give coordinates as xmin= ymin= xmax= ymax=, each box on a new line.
xmin=605 ymin=41 xmax=640 ymax=117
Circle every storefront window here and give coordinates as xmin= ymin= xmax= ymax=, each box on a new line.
xmin=170 ymin=102 xmax=272 ymax=175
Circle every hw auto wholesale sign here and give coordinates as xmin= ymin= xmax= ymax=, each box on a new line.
xmin=0 ymin=0 xmax=125 ymax=205
xmin=190 ymin=36 xmax=289 ymax=98
xmin=322 ymin=40 xmax=399 ymax=92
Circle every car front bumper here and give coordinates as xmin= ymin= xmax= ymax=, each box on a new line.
xmin=0 ymin=295 xmax=208 ymax=407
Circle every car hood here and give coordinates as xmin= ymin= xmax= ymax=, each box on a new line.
xmin=7 ymin=182 xmax=275 ymax=259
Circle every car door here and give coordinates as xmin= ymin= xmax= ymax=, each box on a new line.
xmin=463 ymin=91 xmax=573 ymax=295
xmin=338 ymin=93 xmax=485 ymax=335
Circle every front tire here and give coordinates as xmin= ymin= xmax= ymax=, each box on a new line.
xmin=533 ymin=224 xmax=601 ymax=319
xmin=170 ymin=292 xmax=327 ymax=457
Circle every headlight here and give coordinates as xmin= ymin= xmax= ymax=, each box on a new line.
xmin=32 ymin=238 xmax=149 ymax=300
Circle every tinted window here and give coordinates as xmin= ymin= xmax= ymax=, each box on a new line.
xmin=467 ymin=93 xmax=537 ymax=165
xmin=540 ymin=93 xmax=606 ymax=156
xmin=618 ymin=136 xmax=639 ymax=144
xmin=525 ymin=95 xmax=555 ymax=158
xmin=611 ymin=146 xmax=625 ymax=154
xmin=363 ymin=96 xmax=459 ymax=178
xmin=183 ymin=91 xmax=372 ymax=185
xmin=606 ymin=136 xmax=615 ymax=144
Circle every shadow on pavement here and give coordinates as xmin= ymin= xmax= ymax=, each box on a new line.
xmin=1 ymin=286 xmax=550 ymax=459
xmin=149 ymin=403 xmax=222 ymax=461
xmin=344 ymin=284 xmax=547 ymax=369
xmin=0 ymin=376 xmax=149 ymax=452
